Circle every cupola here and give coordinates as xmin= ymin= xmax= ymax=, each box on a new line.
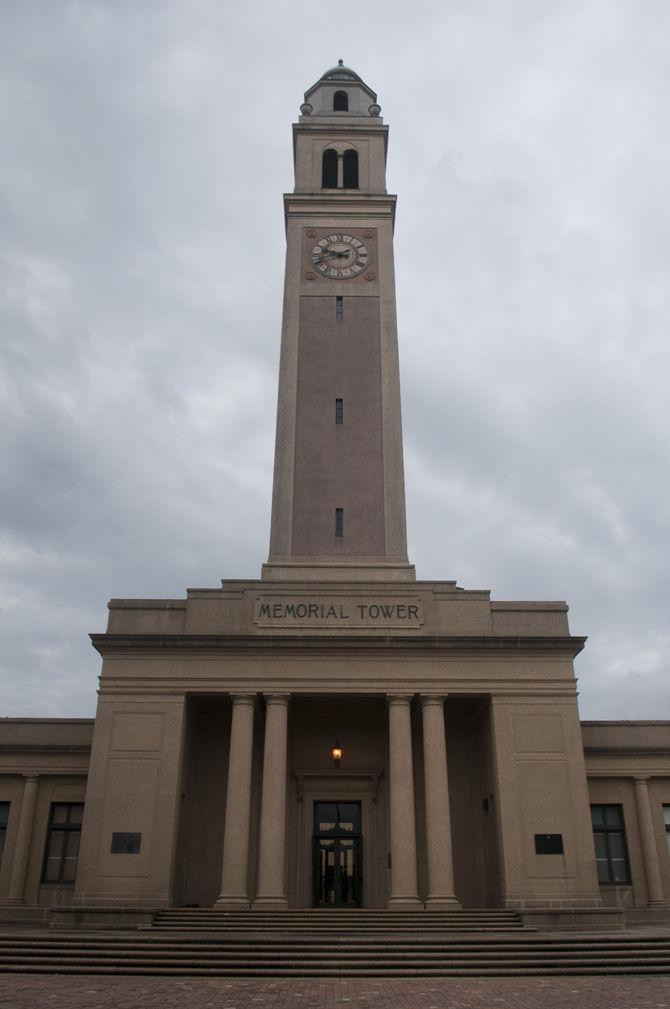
xmin=300 ymin=60 xmax=382 ymax=119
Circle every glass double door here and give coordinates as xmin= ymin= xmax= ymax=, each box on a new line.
xmin=313 ymin=801 xmax=362 ymax=907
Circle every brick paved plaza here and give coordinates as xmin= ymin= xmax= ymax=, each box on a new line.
xmin=1 ymin=975 xmax=670 ymax=1008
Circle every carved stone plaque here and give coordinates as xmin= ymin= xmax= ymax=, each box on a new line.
xmin=254 ymin=595 xmax=423 ymax=629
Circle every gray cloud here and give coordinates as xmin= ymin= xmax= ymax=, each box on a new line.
xmin=1 ymin=1 xmax=669 ymax=718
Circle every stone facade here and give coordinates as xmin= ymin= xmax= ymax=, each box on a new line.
xmin=1 ymin=63 xmax=669 ymax=926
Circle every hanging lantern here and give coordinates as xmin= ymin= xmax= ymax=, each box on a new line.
xmin=331 ymin=742 xmax=343 ymax=768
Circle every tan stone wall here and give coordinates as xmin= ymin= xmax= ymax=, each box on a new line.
xmin=73 ymin=698 xmax=185 ymax=908
xmin=583 ymin=720 xmax=670 ymax=908
xmin=0 ymin=719 xmax=92 ymax=908
xmin=491 ymin=698 xmax=601 ymax=908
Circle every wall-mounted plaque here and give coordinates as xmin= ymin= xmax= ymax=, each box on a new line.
xmin=534 ymin=833 xmax=563 ymax=854
xmin=111 ymin=832 xmax=142 ymax=854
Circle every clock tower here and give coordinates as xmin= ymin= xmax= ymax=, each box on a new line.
xmin=263 ymin=62 xmax=414 ymax=582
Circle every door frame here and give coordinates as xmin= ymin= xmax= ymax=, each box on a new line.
xmin=292 ymin=771 xmax=384 ymax=908
xmin=312 ymin=801 xmax=363 ymax=907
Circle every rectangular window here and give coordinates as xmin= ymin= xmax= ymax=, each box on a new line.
xmin=335 ymin=508 xmax=344 ymax=538
xmin=42 ymin=803 xmax=84 ymax=885
xmin=591 ymin=804 xmax=631 ymax=884
xmin=0 ymin=802 xmax=9 ymax=865
xmin=335 ymin=398 xmax=343 ymax=425
xmin=336 ymin=296 xmax=343 ymax=320
xmin=664 ymin=805 xmax=670 ymax=858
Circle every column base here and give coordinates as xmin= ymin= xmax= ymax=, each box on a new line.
xmin=252 ymin=896 xmax=288 ymax=910
xmin=214 ymin=896 xmax=250 ymax=910
xmin=387 ymin=896 xmax=423 ymax=910
xmin=425 ymin=896 xmax=461 ymax=909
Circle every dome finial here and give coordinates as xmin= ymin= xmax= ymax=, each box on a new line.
xmin=338 ymin=59 xmax=344 ymax=66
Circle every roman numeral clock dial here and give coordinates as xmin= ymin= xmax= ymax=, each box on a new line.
xmin=310 ymin=233 xmax=369 ymax=279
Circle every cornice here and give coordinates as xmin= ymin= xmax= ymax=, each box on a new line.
xmin=90 ymin=633 xmax=586 ymax=659
xmin=584 ymin=746 xmax=670 ymax=757
xmin=0 ymin=744 xmax=91 ymax=753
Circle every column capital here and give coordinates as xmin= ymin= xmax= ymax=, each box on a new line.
xmin=263 ymin=693 xmax=290 ymax=706
xmin=634 ymin=775 xmax=651 ymax=784
xmin=22 ymin=774 xmax=39 ymax=784
xmin=386 ymin=693 xmax=413 ymax=707
xmin=229 ymin=693 xmax=255 ymax=706
xmin=421 ymin=694 xmax=446 ymax=708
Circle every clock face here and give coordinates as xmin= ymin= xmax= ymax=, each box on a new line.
xmin=310 ymin=233 xmax=369 ymax=279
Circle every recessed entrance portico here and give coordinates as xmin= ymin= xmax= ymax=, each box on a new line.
xmin=172 ymin=692 xmax=505 ymax=910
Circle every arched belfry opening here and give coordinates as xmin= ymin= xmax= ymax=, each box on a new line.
xmin=343 ymin=149 xmax=358 ymax=189
xmin=333 ymin=90 xmax=348 ymax=111
xmin=322 ymin=149 xmax=338 ymax=189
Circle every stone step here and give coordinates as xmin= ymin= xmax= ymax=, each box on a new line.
xmin=3 ymin=926 xmax=670 ymax=976
xmin=2 ymin=932 xmax=669 ymax=947
xmin=152 ymin=909 xmax=526 ymax=932
xmin=3 ymin=959 xmax=670 ymax=977
xmin=150 ymin=926 xmax=529 ymax=934
xmin=4 ymin=932 xmax=670 ymax=951
xmin=153 ymin=908 xmax=520 ymax=914
xmin=2 ymin=946 xmax=670 ymax=962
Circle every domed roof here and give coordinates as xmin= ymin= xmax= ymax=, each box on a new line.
xmin=320 ymin=60 xmax=364 ymax=84
xmin=304 ymin=60 xmax=377 ymax=102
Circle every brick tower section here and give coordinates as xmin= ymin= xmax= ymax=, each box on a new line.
xmin=263 ymin=62 xmax=414 ymax=582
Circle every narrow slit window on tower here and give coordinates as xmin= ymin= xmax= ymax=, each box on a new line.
xmin=322 ymin=149 xmax=338 ymax=188
xmin=343 ymin=150 xmax=358 ymax=189
xmin=335 ymin=399 xmax=343 ymax=425
xmin=336 ymin=296 xmax=343 ymax=320
xmin=335 ymin=508 xmax=344 ymax=538
xmin=333 ymin=91 xmax=348 ymax=111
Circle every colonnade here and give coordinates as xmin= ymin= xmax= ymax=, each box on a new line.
xmin=215 ymin=693 xmax=460 ymax=909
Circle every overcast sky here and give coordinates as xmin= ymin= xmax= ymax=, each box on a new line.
xmin=1 ymin=1 xmax=669 ymax=719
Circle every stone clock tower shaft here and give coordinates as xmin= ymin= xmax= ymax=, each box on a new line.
xmin=263 ymin=63 xmax=414 ymax=582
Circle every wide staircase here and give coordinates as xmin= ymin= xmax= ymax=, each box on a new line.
xmin=2 ymin=909 xmax=670 ymax=976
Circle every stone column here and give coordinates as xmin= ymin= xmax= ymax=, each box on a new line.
xmin=6 ymin=775 xmax=39 ymax=905
xmin=421 ymin=696 xmax=460 ymax=908
xmin=387 ymin=695 xmax=422 ymax=909
xmin=216 ymin=695 xmax=255 ymax=909
xmin=337 ymin=153 xmax=344 ymax=189
xmin=634 ymin=776 xmax=666 ymax=906
xmin=253 ymin=693 xmax=290 ymax=909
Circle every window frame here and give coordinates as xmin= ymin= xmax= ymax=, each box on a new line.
xmin=343 ymin=149 xmax=359 ymax=189
xmin=322 ymin=149 xmax=338 ymax=189
xmin=663 ymin=804 xmax=670 ymax=858
xmin=335 ymin=508 xmax=344 ymax=538
xmin=0 ymin=801 xmax=9 ymax=866
xmin=590 ymin=803 xmax=632 ymax=885
xmin=41 ymin=802 xmax=84 ymax=886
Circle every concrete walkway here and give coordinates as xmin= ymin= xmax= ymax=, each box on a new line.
xmin=1 ymin=975 xmax=670 ymax=1008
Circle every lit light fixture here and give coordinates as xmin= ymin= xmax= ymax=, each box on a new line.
xmin=331 ymin=698 xmax=343 ymax=768
xmin=331 ymin=743 xmax=343 ymax=768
